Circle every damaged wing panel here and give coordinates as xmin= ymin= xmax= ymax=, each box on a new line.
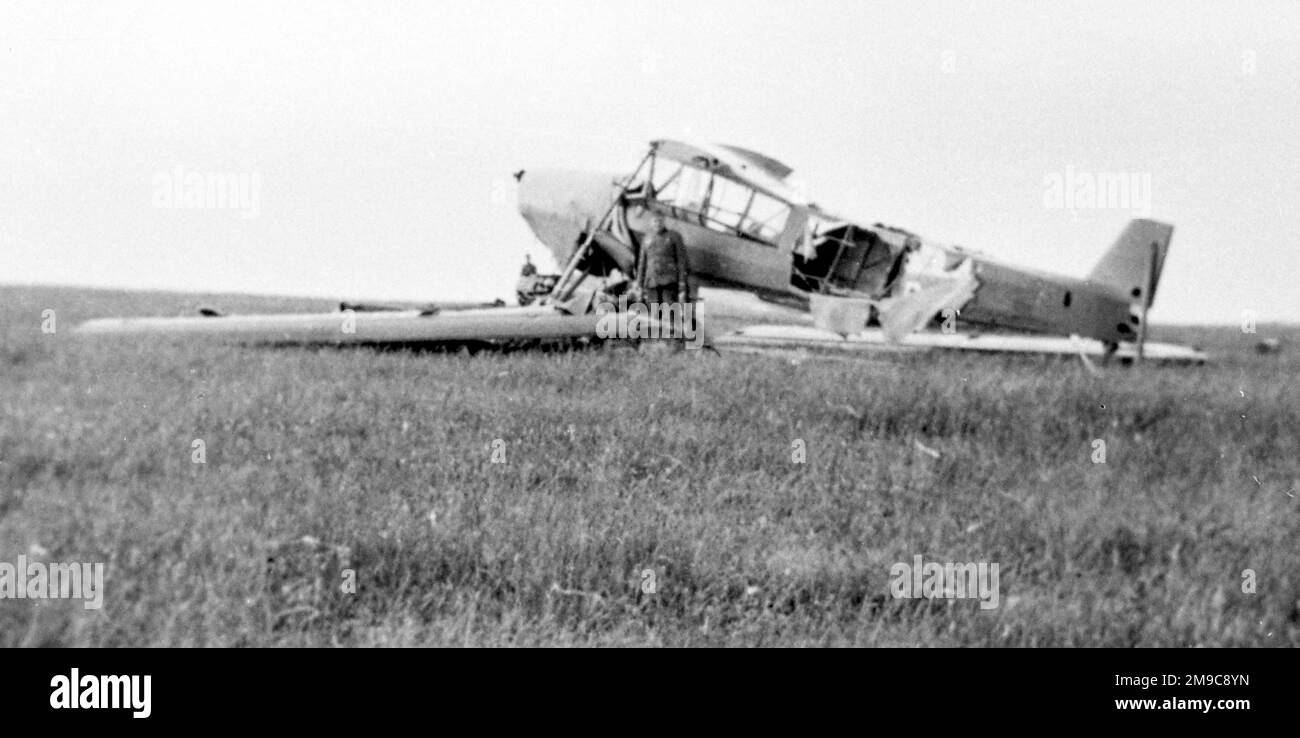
xmin=75 ymin=306 xmax=610 ymax=346
xmin=715 ymin=324 xmax=1208 ymax=364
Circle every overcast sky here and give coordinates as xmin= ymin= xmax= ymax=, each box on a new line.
xmin=3 ymin=1 xmax=1297 ymax=323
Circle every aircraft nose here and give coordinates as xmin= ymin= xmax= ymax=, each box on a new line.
xmin=516 ymin=167 xmax=622 ymax=266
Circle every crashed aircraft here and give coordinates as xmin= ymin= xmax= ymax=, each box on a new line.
xmin=78 ymin=139 xmax=1207 ymax=364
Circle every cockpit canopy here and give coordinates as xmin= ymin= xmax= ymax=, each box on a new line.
xmin=639 ymin=140 xmax=805 ymax=247
xmin=649 ymin=140 xmax=808 ymax=206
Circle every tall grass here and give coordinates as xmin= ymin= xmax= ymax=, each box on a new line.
xmin=1 ymin=286 xmax=1296 ymax=646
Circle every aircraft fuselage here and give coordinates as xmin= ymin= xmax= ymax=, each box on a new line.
xmin=517 ymin=140 xmax=1165 ymax=345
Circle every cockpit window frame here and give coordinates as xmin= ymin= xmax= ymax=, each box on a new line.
xmin=647 ymin=153 xmax=791 ymax=247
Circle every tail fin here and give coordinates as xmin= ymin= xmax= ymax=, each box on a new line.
xmin=1087 ymin=219 xmax=1174 ymax=306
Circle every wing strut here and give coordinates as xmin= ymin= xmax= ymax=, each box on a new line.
xmin=548 ymin=150 xmax=653 ymax=306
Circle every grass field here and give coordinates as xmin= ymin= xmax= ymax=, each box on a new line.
xmin=2 ymin=284 xmax=1297 ymax=646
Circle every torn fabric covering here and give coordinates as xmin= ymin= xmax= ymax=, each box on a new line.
xmin=876 ymin=259 xmax=979 ymax=342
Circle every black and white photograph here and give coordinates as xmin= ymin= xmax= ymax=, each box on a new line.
xmin=0 ymin=0 xmax=1295 ymax=714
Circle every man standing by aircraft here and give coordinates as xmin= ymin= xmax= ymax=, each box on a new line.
xmin=636 ymin=212 xmax=690 ymax=304
xmin=635 ymin=212 xmax=691 ymax=339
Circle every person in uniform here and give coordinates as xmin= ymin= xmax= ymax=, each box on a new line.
xmin=635 ymin=212 xmax=692 ymax=342
xmin=636 ymin=212 xmax=690 ymax=306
